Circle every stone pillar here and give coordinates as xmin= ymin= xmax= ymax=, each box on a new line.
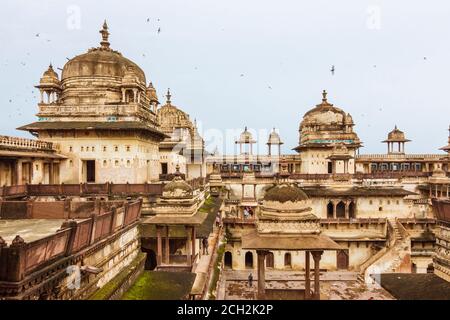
xmin=345 ymin=201 xmax=349 ymax=219
xmin=186 ymin=226 xmax=192 ymax=266
xmin=312 ymin=251 xmax=323 ymax=300
xmin=253 ymin=184 xmax=256 ymax=200
xmin=257 ymin=250 xmax=267 ymax=299
xmin=333 ymin=202 xmax=337 ymax=219
xmin=278 ymin=145 xmax=281 ymax=156
xmin=191 ymin=226 xmax=196 ymax=263
xmin=165 ymin=225 xmax=170 ymax=264
xmin=241 ymin=184 xmax=244 ymax=199
xmin=156 ymin=226 xmax=163 ymax=266
xmin=49 ymin=161 xmax=54 ymax=184
xmin=305 ymin=251 xmax=311 ymax=299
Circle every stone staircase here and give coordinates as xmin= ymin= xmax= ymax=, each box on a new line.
xmin=357 ymin=218 xmax=411 ymax=284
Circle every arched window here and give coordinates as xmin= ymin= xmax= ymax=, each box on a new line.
xmin=327 ymin=202 xmax=334 ymax=218
xmin=284 ymin=253 xmax=292 ymax=268
xmin=224 ymin=252 xmax=232 ymax=269
xmin=266 ymin=252 xmax=274 ymax=268
xmin=349 ymin=202 xmax=356 ymax=219
xmin=245 ymin=252 xmax=253 ymax=269
xmin=336 ymin=201 xmax=346 ymax=218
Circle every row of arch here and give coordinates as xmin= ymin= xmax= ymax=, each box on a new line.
xmin=224 ymin=251 xmax=293 ymax=269
xmin=327 ymin=200 xmax=356 ymax=219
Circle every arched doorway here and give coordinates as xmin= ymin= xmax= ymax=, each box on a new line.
xmin=284 ymin=253 xmax=292 ymax=268
xmin=349 ymin=201 xmax=356 ymax=219
xmin=336 ymin=250 xmax=349 ymax=270
xmin=266 ymin=252 xmax=274 ymax=268
xmin=224 ymin=251 xmax=232 ymax=269
xmin=245 ymin=252 xmax=254 ymax=269
xmin=336 ymin=201 xmax=346 ymax=218
xmin=142 ymin=248 xmax=157 ymax=270
xmin=327 ymin=202 xmax=334 ymax=218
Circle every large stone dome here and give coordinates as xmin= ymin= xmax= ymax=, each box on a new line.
xmin=62 ymin=50 xmax=145 ymax=83
xmin=296 ymin=90 xmax=361 ymax=150
xmin=59 ymin=21 xmax=147 ymax=105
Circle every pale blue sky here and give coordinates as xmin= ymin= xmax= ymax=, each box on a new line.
xmin=1 ymin=0 xmax=449 ymax=154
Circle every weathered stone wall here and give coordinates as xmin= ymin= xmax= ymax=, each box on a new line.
xmin=38 ymin=133 xmax=160 ymax=183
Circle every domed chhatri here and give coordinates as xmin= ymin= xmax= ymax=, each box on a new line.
xmin=298 ymin=90 xmax=361 ymax=149
xmin=236 ymin=126 xmax=256 ymax=155
xmin=382 ymin=125 xmax=411 ymax=154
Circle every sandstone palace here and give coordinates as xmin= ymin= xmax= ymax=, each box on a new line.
xmin=0 ymin=23 xmax=449 ymax=300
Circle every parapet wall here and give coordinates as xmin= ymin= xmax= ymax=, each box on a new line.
xmin=0 ymin=199 xmax=142 ymax=299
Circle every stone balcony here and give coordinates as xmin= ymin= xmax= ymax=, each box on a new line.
xmin=0 ymin=135 xmax=58 ymax=152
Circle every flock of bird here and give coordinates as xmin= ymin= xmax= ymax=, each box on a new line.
xmin=1 ymin=17 xmax=432 ymax=124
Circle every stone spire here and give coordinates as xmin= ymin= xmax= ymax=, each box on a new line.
xmin=322 ymin=90 xmax=328 ymax=103
xmin=99 ymin=20 xmax=110 ymax=49
xmin=166 ymin=88 xmax=171 ymax=105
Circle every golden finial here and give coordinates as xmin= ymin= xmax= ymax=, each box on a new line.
xmin=99 ymin=20 xmax=110 ymax=49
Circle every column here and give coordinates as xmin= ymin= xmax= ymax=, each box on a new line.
xmin=257 ymin=250 xmax=267 ymax=299
xmin=191 ymin=226 xmax=196 ymax=263
xmin=312 ymin=251 xmax=323 ymax=300
xmin=305 ymin=251 xmax=311 ymax=299
xmin=49 ymin=161 xmax=54 ymax=184
xmin=186 ymin=226 xmax=192 ymax=266
xmin=278 ymin=145 xmax=281 ymax=156
xmin=268 ymin=144 xmax=271 ymax=156
xmin=253 ymin=184 xmax=256 ymax=200
xmin=333 ymin=202 xmax=337 ymax=219
xmin=241 ymin=184 xmax=244 ymax=199
xmin=165 ymin=226 xmax=170 ymax=264
xmin=345 ymin=201 xmax=349 ymax=219
xmin=156 ymin=226 xmax=162 ymax=266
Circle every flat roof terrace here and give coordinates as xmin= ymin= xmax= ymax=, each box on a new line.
xmin=0 ymin=219 xmax=82 ymax=245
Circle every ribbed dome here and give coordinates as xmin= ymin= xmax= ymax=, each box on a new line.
xmin=264 ymin=183 xmax=309 ymax=203
xmin=163 ymin=176 xmax=193 ymax=193
xmin=61 ymin=21 xmax=145 ymax=84
xmin=302 ymin=90 xmax=347 ymax=124
xmin=61 ymin=49 xmax=145 ymax=84
xmin=383 ymin=126 xmax=410 ymax=142
xmin=39 ymin=64 xmax=60 ymax=87
xmin=237 ymin=126 xmax=255 ymax=143
xmin=267 ymin=128 xmax=283 ymax=145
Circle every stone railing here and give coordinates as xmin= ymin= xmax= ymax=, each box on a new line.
xmin=0 ymin=135 xmax=56 ymax=151
xmin=0 ymin=183 xmax=164 ymax=198
xmin=0 ymin=199 xmax=142 ymax=282
xmin=356 ymin=154 xmax=444 ymax=160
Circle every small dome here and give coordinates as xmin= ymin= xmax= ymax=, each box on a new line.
xmin=383 ymin=125 xmax=411 ymax=142
xmin=146 ymin=82 xmax=158 ymax=103
xmin=163 ymin=176 xmax=193 ymax=197
xmin=39 ymin=64 xmax=60 ymax=87
xmin=267 ymin=128 xmax=283 ymax=145
xmin=264 ymin=183 xmax=309 ymax=203
xmin=237 ymin=127 xmax=255 ymax=143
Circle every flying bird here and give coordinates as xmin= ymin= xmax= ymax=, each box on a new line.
xmin=35 ymin=33 xmax=40 ymax=37
xmin=330 ymin=65 xmax=335 ymax=75
xmin=240 ymin=74 xmax=244 ymax=77
xmin=146 ymin=18 xmax=150 ymax=22
xmin=157 ymin=27 xmax=161 ymax=34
